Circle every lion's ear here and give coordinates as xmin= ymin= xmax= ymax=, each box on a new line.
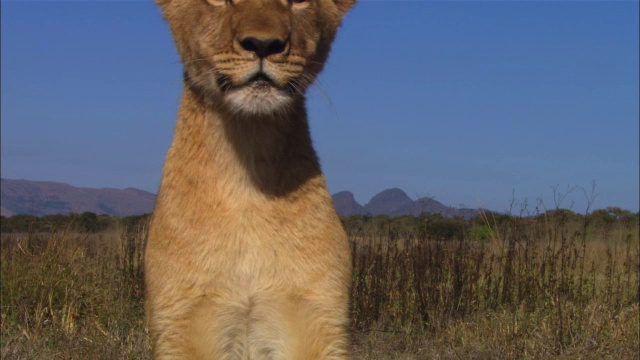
xmin=334 ymin=0 xmax=356 ymax=14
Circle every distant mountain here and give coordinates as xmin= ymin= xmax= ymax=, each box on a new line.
xmin=0 ymin=179 xmax=156 ymax=217
xmin=1 ymin=179 xmax=477 ymax=219
xmin=332 ymin=188 xmax=479 ymax=219
xmin=364 ymin=188 xmax=414 ymax=215
xmin=331 ymin=191 xmax=366 ymax=216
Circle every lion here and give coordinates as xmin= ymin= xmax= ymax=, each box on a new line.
xmin=145 ymin=0 xmax=357 ymax=359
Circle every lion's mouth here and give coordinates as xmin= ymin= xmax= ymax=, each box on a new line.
xmin=217 ymin=72 xmax=282 ymax=93
xmin=216 ymin=70 xmax=298 ymax=114
xmin=215 ymin=70 xmax=299 ymax=114
xmin=246 ymin=73 xmax=275 ymax=89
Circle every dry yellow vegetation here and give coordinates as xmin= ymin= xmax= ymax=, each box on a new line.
xmin=1 ymin=212 xmax=638 ymax=359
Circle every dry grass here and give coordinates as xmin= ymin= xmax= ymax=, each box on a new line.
xmin=349 ymin=212 xmax=639 ymax=359
xmin=0 ymin=224 xmax=150 ymax=359
xmin=1 ymin=213 xmax=638 ymax=359
xmin=352 ymin=303 xmax=638 ymax=359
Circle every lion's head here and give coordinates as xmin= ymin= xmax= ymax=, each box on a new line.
xmin=156 ymin=0 xmax=356 ymax=115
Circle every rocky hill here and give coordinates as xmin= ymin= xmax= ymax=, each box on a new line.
xmin=0 ymin=179 xmax=156 ymax=217
xmin=332 ymin=188 xmax=478 ymax=218
xmin=331 ymin=191 xmax=366 ymax=217
xmin=1 ymin=179 xmax=478 ymax=218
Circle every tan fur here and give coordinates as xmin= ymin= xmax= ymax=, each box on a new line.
xmin=145 ymin=0 xmax=356 ymax=358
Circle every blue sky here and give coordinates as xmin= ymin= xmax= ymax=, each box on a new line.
xmin=2 ymin=0 xmax=638 ymax=213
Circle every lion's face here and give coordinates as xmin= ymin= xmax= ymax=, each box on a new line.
xmin=156 ymin=0 xmax=355 ymax=115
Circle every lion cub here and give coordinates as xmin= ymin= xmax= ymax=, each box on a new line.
xmin=145 ymin=0 xmax=356 ymax=359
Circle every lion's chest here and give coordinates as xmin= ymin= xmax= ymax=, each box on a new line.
xmin=176 ymin=200 xmax=320 ymax=284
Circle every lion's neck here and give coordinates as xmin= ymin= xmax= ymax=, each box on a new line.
xmin=160 ymin=86 xmax=322 ymax=201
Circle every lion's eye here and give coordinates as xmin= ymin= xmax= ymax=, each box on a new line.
xmin=290 ymin=0 xmax=310 ymax=8
xmin=206 ymin=0 xmax=227 ymax=6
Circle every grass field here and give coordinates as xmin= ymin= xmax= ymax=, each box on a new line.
xmin=1 ymin=211 xmax=638 ymax=359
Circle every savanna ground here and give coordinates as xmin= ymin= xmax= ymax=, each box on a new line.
xmin=1 ymin=205 xmax=638 ymax=359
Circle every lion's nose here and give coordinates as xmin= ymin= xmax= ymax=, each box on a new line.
xmin=239 ymin=37 xmax=287 ymax=58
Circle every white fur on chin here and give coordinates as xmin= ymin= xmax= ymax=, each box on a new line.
xmin=225 ymin=87 xmax=293 ymax=116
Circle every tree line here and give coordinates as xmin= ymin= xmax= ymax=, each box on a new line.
xmin=1 ymin=207 xmax=636 ymax=239
xmin=0 ymin=212 xmax=151 ymax=233
xmin=341 ymin=207 xmax=638 ymax=241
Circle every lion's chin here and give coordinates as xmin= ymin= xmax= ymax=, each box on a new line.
xmin=224 ymin=85 xmax=293 ymax=116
